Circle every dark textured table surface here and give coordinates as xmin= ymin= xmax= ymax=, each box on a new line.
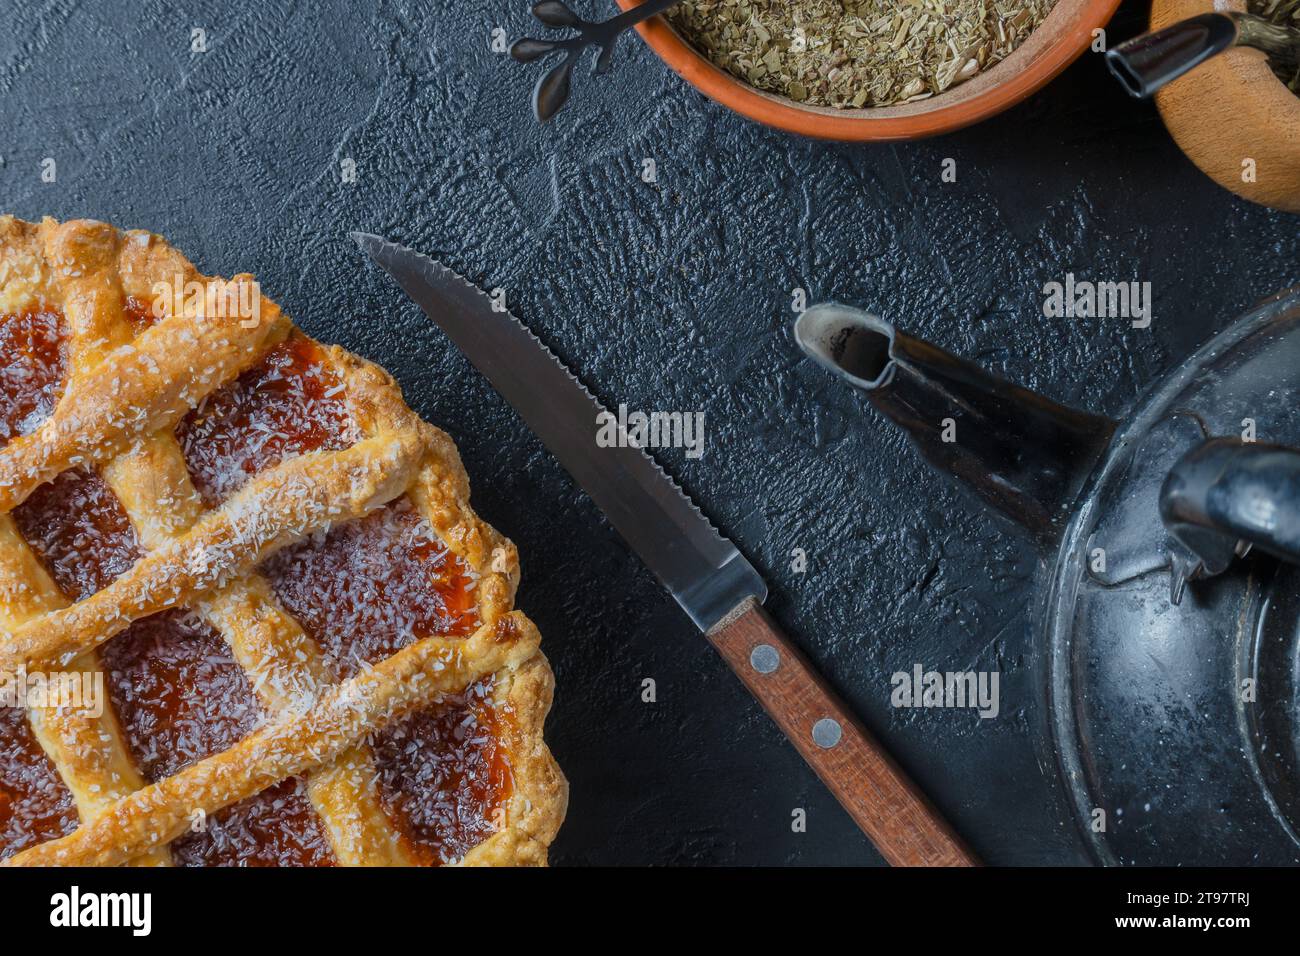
xmin=3 ymin=0 xmax=1298 ymax=866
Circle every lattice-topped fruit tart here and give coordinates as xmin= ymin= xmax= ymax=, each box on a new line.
xmin=0 ymin=216 xmax=566 ymax=866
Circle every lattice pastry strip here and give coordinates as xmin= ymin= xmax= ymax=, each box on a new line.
xmin=0 ymin=221 xmax=179 ymax=864
xmin=91 ymin=326 xmax=500 ymax=863
xmin=103 ymin=426 xmax=412 ymax=865
xmin=9 ymin=617 xmax=542 ymax=866
xmin=0 ymin=216 xmax=566 ymax=866
xmin=0 ymin=516 xmax=169 ymax=865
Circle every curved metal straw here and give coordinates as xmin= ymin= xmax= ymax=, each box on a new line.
xmin=510 ymin=0 xmax=682 ymax=121
xmin=1106 ymin=11 xmax=1300 ymax=98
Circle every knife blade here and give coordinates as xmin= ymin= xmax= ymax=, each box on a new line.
xmin=350 ymin=234 xmax=765 ymax=633
xmin=353 ymin=232 xmax=978 ymax=867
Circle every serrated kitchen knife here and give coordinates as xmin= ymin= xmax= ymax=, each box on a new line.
xmin=352 ymin=233 xmax=977 ymax=867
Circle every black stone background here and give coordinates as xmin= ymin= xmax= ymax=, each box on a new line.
xmin=2 ymin=0 xmax=1297 ymax=866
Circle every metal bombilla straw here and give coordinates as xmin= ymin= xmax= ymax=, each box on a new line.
xmin=1106 ymin=10 xmax=1300 ymax=98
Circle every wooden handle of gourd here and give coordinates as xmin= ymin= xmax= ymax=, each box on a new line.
xmin=706 ymin=597 xmax=978 ymax=867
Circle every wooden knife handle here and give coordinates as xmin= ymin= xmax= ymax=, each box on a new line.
xmin=706 ymin=597 xmax=978 ymax=867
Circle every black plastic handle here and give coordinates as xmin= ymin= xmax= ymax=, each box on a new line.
xmin=1161 ymin=437 xmax=1300 ymax=598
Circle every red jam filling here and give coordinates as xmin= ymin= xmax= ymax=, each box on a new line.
xmin=178 ymin=336 xmax=358 ymax=505
xmin=100 ymin=612 xmax=264 ymax=783
xmin=263 ymin=500 xmax=480 ymax=678
xmin=264 ymin=501 xmax=499 ymax=863
xmin=123 ymin=294 xmax=160 ymax=334
xmin=12 ymin=472 xmax=333 ymax=864
xmin=370 ymin=678 xmax=514 ymax=866
xmin=4 ymin=470 xmax=134 ymax=860
xmin=169 ymin=778 xmax=333 ymax=867
xmin=100 ymin=612 xmax=335 ymax=867
xmin=0 ymin=706 xmax=79 ymax=861
xmin=0 ymin=309 xmax=66 ymax=447
xmin=6 ymin=324 xmax=504 ymax=864
xmin=12 ymin=468 xmax=141 ymax=602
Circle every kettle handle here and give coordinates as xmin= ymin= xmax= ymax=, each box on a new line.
xmin=1160 ymin=437 xmax=1300 ymax=601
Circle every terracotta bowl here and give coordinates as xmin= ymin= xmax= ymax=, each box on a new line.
xmin=1152 ymin=0 xmax=1300 ymax=213
xmin=617 ymin=0 xmax=1124 ymax=140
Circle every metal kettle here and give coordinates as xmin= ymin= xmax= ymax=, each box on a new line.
xmin=796 ymin=290 xmax=1300 ymax=865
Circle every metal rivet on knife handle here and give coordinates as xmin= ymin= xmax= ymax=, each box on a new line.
xmin=812 ymin=718 xmax=843 ymax=749
xmin=750 ymin=644 xmax=780 ymax=674
xmin=705 ymin=601 xmax=977 ymax=864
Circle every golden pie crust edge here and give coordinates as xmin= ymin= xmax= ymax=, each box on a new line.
xmin=0 ymin=216 xmax=568 ymax=866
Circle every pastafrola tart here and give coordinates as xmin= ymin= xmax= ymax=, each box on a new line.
xmin=0 ymin=216 xmax=566 ymax=866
